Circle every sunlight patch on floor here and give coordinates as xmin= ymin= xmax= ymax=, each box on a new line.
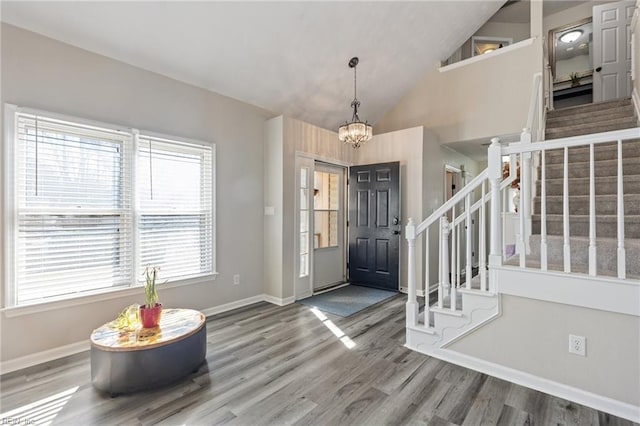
xmin=309 ymin=307 xmax=356 ymax=349
xmin=0 ymin=385 xmax=79 ymax=426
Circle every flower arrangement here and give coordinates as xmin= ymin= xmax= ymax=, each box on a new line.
xmin=143 ymin=265 xmax=161 ymax=308
xmin=569 ymin=72 xmax=581 ymax=87
xmin=140 ymin=265 xmax=164 ymax=328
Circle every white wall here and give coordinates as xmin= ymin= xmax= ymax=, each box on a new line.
xmin=0 ymin=24 xmax=273 ymax=363
xmin=355 ymin=127 xmax=425 ymax=292
xmin=263 ymin=116 xmax=355 ymax=301
xmin=375 ymin=39 xmax=542 ymax=145
xmin=449 ymin=295 xmax=640 ymax=406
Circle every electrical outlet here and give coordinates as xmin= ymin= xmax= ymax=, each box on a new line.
xmin=233 ymin=274 xmax=240 ymax=285
xmin=569 ymin=334 xmax=586 ymax=356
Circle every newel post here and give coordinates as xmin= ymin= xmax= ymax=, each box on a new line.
xmin=488 ymin=137 xmax=503 ymax=269
xmin=405 ymin=218 xmax=418 ymax=327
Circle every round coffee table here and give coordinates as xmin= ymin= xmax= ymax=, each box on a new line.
xmin=90 ymin=308 xmax=206 ymax=395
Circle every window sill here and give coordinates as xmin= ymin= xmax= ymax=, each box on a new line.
xmin=439 ymin=37 xmax=536 ymax=73
xmin=1 ymin=272 xmax=218 ymax=318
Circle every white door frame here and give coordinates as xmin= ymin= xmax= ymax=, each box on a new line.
xmin=293 ymin=152 xmax=351 ymax=300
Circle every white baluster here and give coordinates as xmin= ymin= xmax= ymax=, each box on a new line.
xmin=488 ymin=138 xmax=503 ymax=274
xmin=405 ymin=218 xmax=418 ymax=327
xmin=589 ymin=143 xmax=597 ymax=276
xmin=540 ymin=150 xmax=548 ymax=270
xmin=451 ymin=207 xmax=457 ymax=292
xmin=563 ymin=146 xmax=571 ymax=272
xmin=617 ymin=139 xmax=626 ymax=279
xmin=423 ymin=227 xmax=430 ymax=326
xmin=456 ymin=222 xmax=461 ymax=289
xmin=465 ymin=194 xmax=472 ymax=289
xmin=439 ymin=216 xmax=450 ymax=309
xmin=521 ymin=129 xmax=532 ymax=255
xmin=479 ymin=180 xmax=487 ymax=292
xmin=518 ymin=153 xmax=526 ymax=268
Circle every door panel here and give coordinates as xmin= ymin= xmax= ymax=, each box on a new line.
xmin=593 ymin=1 xmax=633 ymax=102
xmin=348 ymin=162 xmax=400 ymax=291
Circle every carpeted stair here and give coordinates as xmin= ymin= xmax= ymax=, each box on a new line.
xmin=516 ymin=98 xmax=640 ymax=278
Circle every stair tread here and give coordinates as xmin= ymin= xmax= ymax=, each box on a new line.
xmin=532 ymin=214 xmax=640 ymax=221
xmin=546 ymin=99 xmax=633 ymax=118
xmin=546 ymin=106 xmax=635 ymax=125
xmin=542 ymin=157 xmax=640 ymax=168
xmin=503 ymin=257 xmax=640 ymax=281
xmin=546 ymin=116 xmax=637 ymax=131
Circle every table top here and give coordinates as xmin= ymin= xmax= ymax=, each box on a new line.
xmin=90 ymin=308 xmax=205 ymax=352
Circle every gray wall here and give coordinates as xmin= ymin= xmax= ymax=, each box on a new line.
xmin=449 ymin=295 xmax=640 ymax=406
xmin=0 ymin=24 xmax=273 ymax=362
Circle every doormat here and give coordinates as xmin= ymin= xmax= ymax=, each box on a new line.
xmin=297 ymin=285 xmax=397 ymax=317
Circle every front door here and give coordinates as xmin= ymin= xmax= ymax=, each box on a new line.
xmin=313 ymin=162 xmax=346 ymax=290
xmin=593 ymin=1 xmax=634 ymax=102
xmin=348 ymin=162 xmax=400 ymax=291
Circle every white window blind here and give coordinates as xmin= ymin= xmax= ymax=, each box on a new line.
xmin=137 ymin=135 xmax=213 ymax=282
xmin=14 ymin=113 xmax=133 ymax=305
xmin=8 ymin=108 xmax=216 ymax=308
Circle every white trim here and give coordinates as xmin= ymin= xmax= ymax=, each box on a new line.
xmin=439 ymin=37 xmax=536 ymax=73
xmin=632 ymin=87 xmax=640 ymax=122
xmin=0 ymin=340 xmax=90 ymax=376
xmin=199 ymin=294 xmax=265 ymax=317
xmin=405 ymin=345 xmax=640 ymax=423
xmin=3 ymin=104 xmax=18 ymax=308
xmin=1 ymin=273 xmax=218 ymax=318
xmin=313 ymin=282 xmax=349 ymax=295
xmin=263 ymin=294 xmax=296 ymax=306
xmin=495 ymin=266 xmax=640 ymax=316
xmin=0 ymin=293 xmax=278 ymax=375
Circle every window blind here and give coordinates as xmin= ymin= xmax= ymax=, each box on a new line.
xmin=137 ymin=135 xmax=213 ymax=282
xmin=14 ymin=113 xmax=133 ymax=305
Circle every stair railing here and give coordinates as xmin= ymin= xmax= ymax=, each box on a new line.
xmin=405 ymin=142 xmax=519 ymax=328
xmin=502 ymin=127 xmax=640 ymax=279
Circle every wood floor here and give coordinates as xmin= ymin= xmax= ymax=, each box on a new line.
xmin=0 ymin=294 xmax=635 ymax=425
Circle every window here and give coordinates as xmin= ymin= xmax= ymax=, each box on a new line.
xmin=313 ymin=171 xmax=339 ymax=249
xmin=5 ymin=107 xmax=215 ymax=307
xmin=299 ymin=167 xmax=310 ymax=278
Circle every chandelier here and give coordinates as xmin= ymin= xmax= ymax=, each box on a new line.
xmin=338 ymin=57 xmax=372 ymax=148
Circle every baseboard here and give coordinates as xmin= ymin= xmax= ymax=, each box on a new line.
xmin=632 ymin=88 xmax=640 ymax=123
xmin=263 ymin=294 xmax=296 ymax=306
xmin=0 ymin=293 xmax=280 ymax=375
xmin=200 ymin=294 xmax=266 ymax=317
xmin=407 ymin=345 xmax=640 ymax=423
xmin=0 ymin=340 xmax=90 ymax=376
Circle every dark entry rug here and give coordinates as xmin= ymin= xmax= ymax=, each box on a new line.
xmin=297 ymin=285 xmax=397 ymax=317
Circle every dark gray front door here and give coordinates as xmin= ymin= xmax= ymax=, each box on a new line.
xmin=348 ymin=162 xmax=400 ymax=291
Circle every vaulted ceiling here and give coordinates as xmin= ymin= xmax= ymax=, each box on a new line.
xmin=1 ymin=1 xmax=505 ymax=131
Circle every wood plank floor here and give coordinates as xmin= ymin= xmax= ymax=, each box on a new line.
xmin=0 ymin=294 xmax=636 ymax=425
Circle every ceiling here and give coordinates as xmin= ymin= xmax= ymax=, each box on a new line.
xmin=1 ymin=1 xmax=504 ymax=131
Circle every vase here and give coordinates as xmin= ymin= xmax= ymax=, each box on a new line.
xmin=140 ymin=303 xmax=162 ymax=328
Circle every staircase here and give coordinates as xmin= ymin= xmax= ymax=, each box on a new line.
xmin=525 ymin=99 xmax=640 ymax=278
xmin=406 ymin=98 xmax=640 ymax=352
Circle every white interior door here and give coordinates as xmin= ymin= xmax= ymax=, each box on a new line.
xmin=312 ymin=162 xmax=346 ymax=291
xmin=593 ymin=1 xmax=634 ymax=102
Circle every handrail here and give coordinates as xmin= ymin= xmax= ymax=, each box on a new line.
xmin=503 ymin=127 xmax=640 ymax=154
xmin=416 ymin=169 xmax=489 ymax=234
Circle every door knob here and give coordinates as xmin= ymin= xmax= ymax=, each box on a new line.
xmin=595 ymin=67 xmax=602 ymax=72
xmin=393 ymin=230 xmax=401 ymax=235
